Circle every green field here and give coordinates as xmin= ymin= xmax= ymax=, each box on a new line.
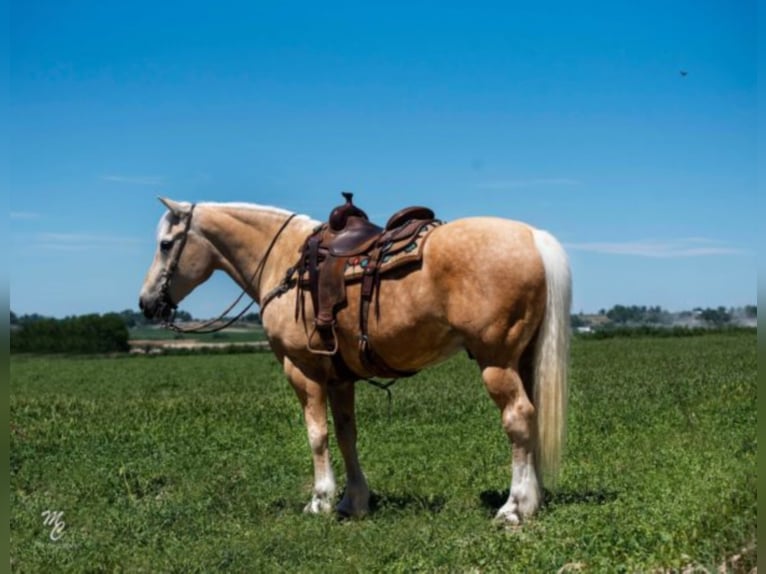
xmin=129 ymin=324 xmax=267 ymax=343
xmin=10 ymin=333 xmax=756 ymax=572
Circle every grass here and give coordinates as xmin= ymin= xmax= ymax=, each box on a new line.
xmin=10 ymin=332 xmax=756 ymax=572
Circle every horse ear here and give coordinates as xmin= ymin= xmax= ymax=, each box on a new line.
xmin=158 ymin=197 xmax=191 ymax=217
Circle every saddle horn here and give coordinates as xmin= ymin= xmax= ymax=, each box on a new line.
xmin=329 ymin=192 xmax=369 ymax=231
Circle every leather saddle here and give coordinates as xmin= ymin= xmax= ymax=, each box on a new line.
xmin=295 ymin=192 xmax=438 ymax=379
xmin=326 ymin=193 xmax=435 ymax=256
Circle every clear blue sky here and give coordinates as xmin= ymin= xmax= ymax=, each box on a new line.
xmin=9 ymin=1 xmax=757 ymax=318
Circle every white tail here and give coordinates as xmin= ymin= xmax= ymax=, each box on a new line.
xmin=531 ymin=228 xmax=571 ymax=487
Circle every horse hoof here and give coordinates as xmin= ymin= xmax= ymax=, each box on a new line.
xmin=335 ymin=504 xmax=367 ymax=518
xmin=336 ymin=497 xmax=368 ymax=519
xmin=493 ymin=504 xmax=522 ymax=526
xmin=303 ymin=496 xmax=333 ymax=515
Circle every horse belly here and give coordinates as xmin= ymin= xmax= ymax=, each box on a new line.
xmin=335 ymin=273 xmax=465 ymax=374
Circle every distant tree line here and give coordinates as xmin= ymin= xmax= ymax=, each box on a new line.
xmin=10 ymin=308 xmax=264 ymax=355
xmin=11 ymin=308 xmax=261 ymax=330
xmin=11 ymin=313 xmax=129 ymax=354
xmin=116 ymin=309 xmax=260 ymax=327
xmin=114 ymin=308 xmax=193 ymax=327
xmin=605 ymin=305 xmax=668 ymax=324
xmin=572 ymin=304 xmax=756 ymax=331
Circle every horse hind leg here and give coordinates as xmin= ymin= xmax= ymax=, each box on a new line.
xmin=481 ymin=364 xmax=541 ymax=525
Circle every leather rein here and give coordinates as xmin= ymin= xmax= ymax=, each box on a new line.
xmin=159 ymin=206 xmax=297 ymax=334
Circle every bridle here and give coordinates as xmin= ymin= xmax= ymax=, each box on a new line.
xmin=157 ymin=205 xmax=297 ymax=334
xmin=156 ymin=203 xmax=196 ymax=321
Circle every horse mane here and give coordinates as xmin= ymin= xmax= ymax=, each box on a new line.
xmin=156 ymin=201 xmax=317 ymax=240
xmin=200 ymin=201 xmax=319 ymax=221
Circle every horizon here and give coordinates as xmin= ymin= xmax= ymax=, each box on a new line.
xmin=9 ymin=302 xmax=757 ymax=322
xmin=9 ymin=1 xmax=757 ymax=318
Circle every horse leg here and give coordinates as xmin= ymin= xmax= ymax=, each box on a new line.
xmin=284 ymin=359 xmax=336 ymax=514
xmin=482 ymin=364 xmax=541 ymax=525
xmin=327 ymin=381 xmax=370 ymax=517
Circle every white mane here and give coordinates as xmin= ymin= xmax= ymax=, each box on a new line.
xmin=199 ymin=201 xmax=294 ymax=216
xmin=156 ymin=201 xmax=317 ymax=240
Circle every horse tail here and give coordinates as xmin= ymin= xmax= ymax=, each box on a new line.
xmin=530 ymin=228 xmax=571 ymax=487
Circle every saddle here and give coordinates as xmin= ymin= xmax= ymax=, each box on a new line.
xmin=295 ymin=192 xmax=439 ymax=379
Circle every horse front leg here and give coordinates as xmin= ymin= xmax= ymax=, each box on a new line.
xmin=284 ymin=358 xmax=336 ymax=514
xmin=482 ymin=365 xmax=541 ymax=525
xmin=328 ymin=381 xmax=370 ymax=517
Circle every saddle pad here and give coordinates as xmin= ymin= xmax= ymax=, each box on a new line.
xmin=342 ymin=220 xmax=442 ymax=281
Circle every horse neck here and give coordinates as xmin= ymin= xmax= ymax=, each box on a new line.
xmin=195 ymin=204 xmax=316 ymax=301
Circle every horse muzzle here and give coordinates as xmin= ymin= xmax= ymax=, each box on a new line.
xmin=139 ymin=293 xmax=176 ymax=321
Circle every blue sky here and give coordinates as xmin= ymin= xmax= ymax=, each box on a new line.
xmin=9 ymin=1 xmax=757 ymax=318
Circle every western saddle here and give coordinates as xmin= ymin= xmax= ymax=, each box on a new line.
xmin=294 ymin=192 xmax=439 ymax=380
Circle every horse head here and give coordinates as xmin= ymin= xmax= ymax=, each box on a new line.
xmin=139 ymin=197 xmax=216 ymax=320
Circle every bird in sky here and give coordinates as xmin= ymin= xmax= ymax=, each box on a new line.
xmin=679 ymin=70 xmax=688 ymax=77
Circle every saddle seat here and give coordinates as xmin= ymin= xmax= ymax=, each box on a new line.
xmin=323 ymin=195 xmax=435 ymax=257
xmin=295 ymin=192 xmax=439 ymax=380
xmin=325 ymin=217 xmax=384 ymax=257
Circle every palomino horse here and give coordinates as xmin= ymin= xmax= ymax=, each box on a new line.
xmin=139 ymin=197 xmax=571 ymax=525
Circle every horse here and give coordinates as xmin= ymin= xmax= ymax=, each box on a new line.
xmin=139 ymin=196 xmax=571 ymax=525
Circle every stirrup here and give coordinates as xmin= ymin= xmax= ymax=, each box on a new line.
xmin=306 ymin=321 xmax=339 ymax=356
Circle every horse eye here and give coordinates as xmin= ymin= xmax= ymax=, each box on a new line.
xmin=160 ymin=240 xmax=173 ymax=253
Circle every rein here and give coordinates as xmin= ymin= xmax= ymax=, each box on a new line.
xmin=161 ymin=211 xmax=298 ymax=334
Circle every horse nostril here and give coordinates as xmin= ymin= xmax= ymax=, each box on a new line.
xmin=139 ymin=297 xmax=155 ymax=319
